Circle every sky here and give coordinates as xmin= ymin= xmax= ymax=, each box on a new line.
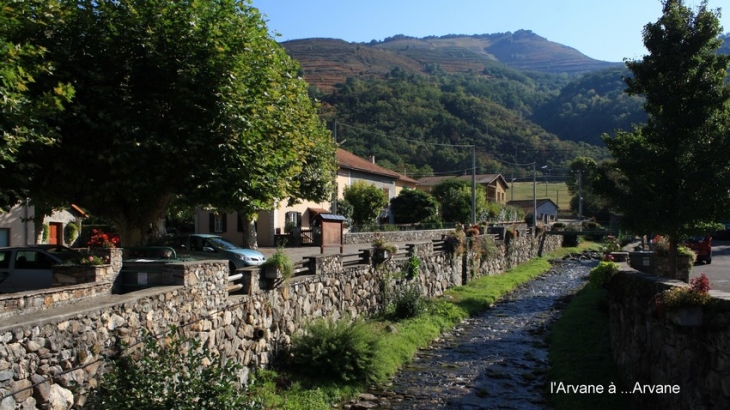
xmin=250 ymin=0 xmax=730 ymax=63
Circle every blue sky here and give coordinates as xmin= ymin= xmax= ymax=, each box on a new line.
xmin=250 ymin=0 xmax=729 ymax=63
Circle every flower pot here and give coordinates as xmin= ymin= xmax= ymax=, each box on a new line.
xmin=669 ymin=306 xmax=703 ymax=326
xmin=264 ymin=265 xmax=282 ymax=279
xmin=372 ymin=248 xmax=391 ymax=265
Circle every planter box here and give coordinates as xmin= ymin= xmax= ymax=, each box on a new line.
xmin=263 ymin=265 xmax=282 ymax=279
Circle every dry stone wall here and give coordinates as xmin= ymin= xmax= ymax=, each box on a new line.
xmin=606 ymin=270 xmax=730 ymax=409
xmin=0 ymin=233 xmax=562 ymax=409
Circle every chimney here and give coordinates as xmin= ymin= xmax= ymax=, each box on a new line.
xmin=369 ymin=155 xmax=375 ymax=164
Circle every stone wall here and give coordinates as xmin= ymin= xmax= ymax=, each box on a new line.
xmin=344 ymin=229 xmax=452 ymax=244
xmin=0 ymin=233 xmax=561 ymax=409
xmin=606 ymin=270 xmax=730 ymax=409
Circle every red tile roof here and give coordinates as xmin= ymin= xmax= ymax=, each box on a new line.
xmin=337 ymin=149 xmax=415 ymax=183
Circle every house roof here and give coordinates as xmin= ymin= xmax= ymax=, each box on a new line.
xmin=416 ymin=174 xmax=509 ymax=188
xmin=507 ymin=199 xmax=558 ymax=211
xmin=337 ymin=148 xmax=415 ymax=183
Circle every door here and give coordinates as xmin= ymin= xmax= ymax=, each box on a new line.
xmin=49 ymin=222 xmax=63 ymax=245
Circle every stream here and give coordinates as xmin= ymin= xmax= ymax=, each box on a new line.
xmin=359 ymin=257 xmax=597 ymax=410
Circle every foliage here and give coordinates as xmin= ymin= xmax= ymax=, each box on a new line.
xmin=656 ymin=273 xmax=712 ymax=312
xmin=430 ymin=178 xmax=487 ymax=224
xmin=596 ymin=0 xmax=730 ymax=271
xmin=334 ymin=198 xmax=354 ymax=227
xmin=371 ymin=233 xmax=397 ymax=254
xmin=390 ymin=283 xmax=426 ymax=320
xmin=389 ymin=189 xmax=438 ymax=224
xmin=405 ymin=254 xmax=421 ymax=279
xmin=478 ymin=233 xmax=500 ymax=261
xmin=567 ymin=157 xmax=612 ymax=221
xmin=5 ymin=0 xmax=335 ymax=245
xmin=504 ymin=227 xmax=517 ymax=243
xmin=602 ymin=235 xmax=621 ymax=254
xmin=87 ymin=229 xmax=120 ymax=249
xmin=65 ymin=221 xmax=80 ymax=245
xmin=85 ymin=326 xmax=261 ymax=410
xmin=263 ymin=248 xmax=294 ymax=280
xmin=443 ymin=225 xmax=466 ymax=255
xmin=343 ymin=181 xmax=388 ymax=226
xmin=0 ymin=0 xmax=75 ymax=207
xmin=74 ymin=255 xmax=108 ymax=266
xmin=287 ymin=317 xmax=388 ymax=385
xmin=588 ymin=261 xmax=619 ymax=289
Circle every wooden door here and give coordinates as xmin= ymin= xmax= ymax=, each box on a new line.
xmin=48 ymin=223 xmax=63 ymax=245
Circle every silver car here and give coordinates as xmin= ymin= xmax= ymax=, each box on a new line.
xmin=0 ymin=246 xmax=81 ymax=293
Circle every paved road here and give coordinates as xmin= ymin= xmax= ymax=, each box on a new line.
xmin=690 ymin=240 xmax=730 ymax=293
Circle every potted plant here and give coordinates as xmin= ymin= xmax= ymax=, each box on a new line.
xmin=372 ymin=233 xmax=397 ymax=265
xmin=263 ymin=248 xmax=294 ymax=280
xmin=443 ymin=225 xmax=466 ymax=255
xmin=654 ymin=273 xmax=711 ymax=326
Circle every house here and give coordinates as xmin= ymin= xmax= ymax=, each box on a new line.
xmin=0 ymin=201 xmax=88 ymax=247
xmin=195 ymin=149 xmax=417 ymax=247
xmin=415 ymin=174 xmax=510 ymax=204
xmin=506 ymin=199 xmax=559 ymax=223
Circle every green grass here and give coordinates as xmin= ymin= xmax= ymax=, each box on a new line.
xmin=510 ymin=181 xmax=571 ymax=210
xmin=249 ymin=242 xmax=606 ymax=409
xmin=547 ymin=281 xmax=628 ymax=409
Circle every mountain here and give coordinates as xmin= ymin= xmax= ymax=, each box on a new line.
xmin=282 ymin=30 xmax=622 ymax=92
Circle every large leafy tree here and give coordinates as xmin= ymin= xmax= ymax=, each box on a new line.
xmin=597 ymin=0 xmax=730 ymax=276
xmin=430 ymin=178 xmax=487 ymax=224
xmin=0 ymin=0 xmax=74 ymax=206
xmin=5 ymin=0 xmax=335 ymax=245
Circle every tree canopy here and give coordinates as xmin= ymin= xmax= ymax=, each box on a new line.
xmin=597 ymin=0 xmax=730 ymax=261
xmin=430 ymin=178 xmax=487 ymax=224
xmin=389 ymin=189 xmax=438 ymax=224
xmin=343 ymin=181 xmax=388 ymax=227
xmin=2 ymin=0 xmax=336 ymax=245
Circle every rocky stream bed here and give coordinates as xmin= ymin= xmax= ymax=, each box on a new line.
xmin=347 ymin=253 xmax=601 ymax=410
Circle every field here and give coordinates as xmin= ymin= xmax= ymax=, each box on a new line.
xmin=508 ymin=181 xmax=571 ymax=210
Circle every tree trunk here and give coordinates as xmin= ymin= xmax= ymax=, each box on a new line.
xmin=241 ymin=217 xmax=258 ymax=249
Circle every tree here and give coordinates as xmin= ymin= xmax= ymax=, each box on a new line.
xmin=389 ymin=189 xmax=438 ymax=224
xmin=5 ymin=0 xmax=336 ymax=245
xmin=0 ymin=0 xmax=74 ymax=207
xmin=597 ymin=0 xmax=730 ymax=278
xmin=430 ymin=178 xmax=487 ymax=224
xmin=566 ymin=157 xmax=611 ymax=222
xmin=343 ymin=181 xmax=388 ymax=227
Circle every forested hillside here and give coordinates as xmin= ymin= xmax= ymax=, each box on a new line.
xmin=281 ymin=33 xmax=728 ymax=177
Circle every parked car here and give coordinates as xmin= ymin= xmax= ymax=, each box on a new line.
xmin=173 ymin=234 xmax=266 ymax=270
xmin=683 ymin=235 xmax=712 ymax=264
xmin=0 ymin=246 xmax=82 ymax=293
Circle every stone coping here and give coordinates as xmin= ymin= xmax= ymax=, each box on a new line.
xmin=0 ymin=286 xmax=183 ymax=333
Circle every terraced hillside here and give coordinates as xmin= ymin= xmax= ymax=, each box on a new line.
xmin=282 ymin=31 xmax=621 ymax=91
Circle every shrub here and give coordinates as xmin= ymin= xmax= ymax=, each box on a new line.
xmin=391 ymin=283 xmax=425 ymax=320
xmin=588 ymin=261 xmax=619 ymax=289
xmin=655 ymin=274 xmax=712 ymax=312
xmin=405 ymin=254 xmax=421 ymax=279
xmin=86 ymin=326 xmax=261 ymax=410
xmin=287 ymin=317 xmax=387 ymax=385
xmin=262 ymin=248 xmax=294 ymax=280
xmin=478 ymin=234 xmax=500 ymax=261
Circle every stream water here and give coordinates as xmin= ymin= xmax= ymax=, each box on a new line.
xmin=361 ymin=258 xmax=597 ymax=410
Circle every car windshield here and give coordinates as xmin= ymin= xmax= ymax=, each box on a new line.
xmin=206 ymin=237 xmax=239 ymax=250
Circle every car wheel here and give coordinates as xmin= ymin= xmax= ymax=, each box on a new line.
xmin=706 ymin=256 xmax=712 ymax=264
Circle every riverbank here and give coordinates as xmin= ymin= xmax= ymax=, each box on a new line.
xmin=248 ymin=243 xmax=602 ymax=409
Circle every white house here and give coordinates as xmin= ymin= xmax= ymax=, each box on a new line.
xmin=0 ymin=201 xmax=87 ymax=247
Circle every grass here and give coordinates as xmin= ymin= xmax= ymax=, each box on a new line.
xmin=248 ymin=240 xmax=606 ymax=409
xmin=547 ymin=285 xmax=629 ymax=409
xmin=509 ymin=181 xmax=571 ymax=210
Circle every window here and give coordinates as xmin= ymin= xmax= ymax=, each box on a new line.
xmin=0 ymin=229 xmax=7 ymax=247
xmin=0 ymin=251 xmax=9 ymax=269
xmin=208 ymin=213 xmax=227 ymax=233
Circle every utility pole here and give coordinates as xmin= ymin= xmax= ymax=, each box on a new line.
xmin=578 ymin=170 xmax=583 ymax=220
xmin=532 ymin=163 xmax=537 ymax=234
xmin=471 ymin=145 xmax=476 ymax=225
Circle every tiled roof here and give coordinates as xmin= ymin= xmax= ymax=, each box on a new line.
xmin=416 ymin=174 xmax=507 ymax=187
xmin=337 ymin=149 xmax=412 ymax=181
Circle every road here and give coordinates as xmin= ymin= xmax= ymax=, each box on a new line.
xmin=690 ymin=240 xmax=730 ymax=292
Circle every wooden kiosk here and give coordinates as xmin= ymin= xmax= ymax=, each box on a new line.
xmin=314 ymin=213 xmax=346 ymax=253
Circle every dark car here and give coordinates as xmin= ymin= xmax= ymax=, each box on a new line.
xmin=0 ymin=246 xmax=82 ymax=293
xmin=683 ymin=235 xmax=712 ymax=264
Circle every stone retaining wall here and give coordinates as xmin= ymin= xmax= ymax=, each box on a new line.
xmin=0 ymin=233 xmax=562 ymax=409
xmin=344 ymin=229 xmax=453 ymax=245
xmin=606 ymin=270 xmax=730 ymax=409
